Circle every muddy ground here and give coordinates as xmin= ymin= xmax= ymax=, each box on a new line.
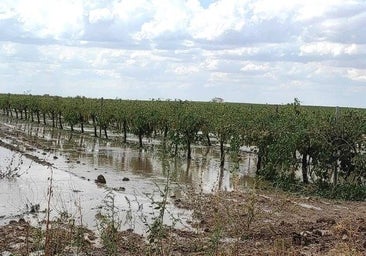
xmin=0 ymin=119 xmax=366 ymax=255
xmin=1 ymin=184 xmax=366 ymax=255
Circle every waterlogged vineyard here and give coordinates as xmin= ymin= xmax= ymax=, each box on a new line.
xmin=1 ymin=94 xmax=366 ymax=200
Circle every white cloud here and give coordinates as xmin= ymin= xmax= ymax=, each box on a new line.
xmin=113 ymin=0 xmax=152 ymax=21
xmin=241 ymin=62 xmax=269 ymax=72
xmin=209 ymin=72 xmax=228 ymax=82
xmin=173 ymin=65 xmax=200 ymax=75
xmin=188 ymin=0 xmax=246 ymax=40
xmin=250 ymin=0 xmax=298 ymax=21
xmin=0 ymin=2 xmax=16 ymax=20
xmin=88 ymin=8 xmax=113 ymax=24
xmin=1 ymin=42 xmax=17 ymax=56
xmin=347 ymin=68 xmax=366 ymax=82
xmin=16 ymin=0 xmax=84 ymax=39
xmin=295 ymin=0 xmax=344 ymax=21
xmin=201 ymin=58 xmax=219 ymax=71
xmin=250 ymin=0 xmax=347 ymax=22
xmin=1 ymin=0 xmax=366 ymax=107
xmin=95 ymin=69 xmax=121 ymax=79
xmin=134 ymin=0 xmax=189 ymax=40
xmin=279 ymin=80 xmax=307 ymax=89
xmin=300 ymin=42 xmax=359 ymax=56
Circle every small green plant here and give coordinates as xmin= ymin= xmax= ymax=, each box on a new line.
xmin=208 ymin=225 xmax=222 ymax=256
xmin=245 ymin=189 xmax=257 ymax=231
xmin=71 ymin=198 xmax=87 ymax=253
xmin=31 ymin=225 xmax=45 ymax=252
xmin=44 ymin=168 xmax=54 ymax=256
xmin=315 ymin=183 xmax=366 ymax=201
xmin=96 ymin=191 xmax=122 ymax=256
xmin=141 ymin=163 xmax=183 ymax=255
xmin=145 ymin=184 xmax=171 ymax=255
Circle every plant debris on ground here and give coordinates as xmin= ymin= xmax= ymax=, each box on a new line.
xmin=1 ymin=187 xmax=366 ymax=255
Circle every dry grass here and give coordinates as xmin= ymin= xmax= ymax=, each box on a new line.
xmin=1 ymin=187 xmax=366 ymax=255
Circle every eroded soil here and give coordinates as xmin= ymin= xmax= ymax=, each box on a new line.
xmin=1 ymin=188 xmax=366 ymax=255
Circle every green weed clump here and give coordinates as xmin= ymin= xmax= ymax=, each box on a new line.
xmin=268 ymin=172 xmax=366 ymax=201
xmin=314 ymin=183 xmax=366 ymax=201
xmin=96 ymin=191 xmax=122 ymax=256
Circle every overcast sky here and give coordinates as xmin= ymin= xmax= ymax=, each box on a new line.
xmin=1 ymin=0 xmax=366 ymax=107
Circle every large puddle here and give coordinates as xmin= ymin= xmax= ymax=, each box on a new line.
xmin=0 ymin=116 xmax=257 ymax=234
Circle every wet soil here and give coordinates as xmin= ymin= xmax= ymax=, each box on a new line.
xmin=1 ymin=189 xmax=366 ymax=255
xmin=176 ymin=189 xmax=366 ymax=255
xmin=0 ymin=118 xmax=194 ymax=233
xmin=1 ymin=117 xmax=366 ymax=255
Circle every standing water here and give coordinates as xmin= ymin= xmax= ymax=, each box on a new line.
xmin=0 ymin=116 xmax=256 ymax=234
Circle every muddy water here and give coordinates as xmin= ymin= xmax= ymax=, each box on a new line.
xmin=0 ymin=116 xmax=256 ymax=234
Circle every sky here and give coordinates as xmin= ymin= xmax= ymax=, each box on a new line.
xmin=1 ymin=0 xmax=366 ymax=107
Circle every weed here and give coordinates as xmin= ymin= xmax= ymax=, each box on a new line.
xmin=96 ymin=191 xmax=122 ymax=256
xmin=144 ymin=184 xmax=171 ymax=255
xmin=72 ymin=198 xmax=86 ymax=253
xmin=208 ymin=225 xmax=222 ymax=256
xmin=0 ymin=153 xmax=25 ymax=179
xmin=44 ymin=167 xmax=53 ymax=256
xmin=30 ymin=225 xmax=45 ymax=252
xmin=124 ymin=195 xmax=136 ymax=231
xmin=245 ymin=188 xmax=258 ymax=231
xmin=141 ymin=162 xmax=185 ymax=255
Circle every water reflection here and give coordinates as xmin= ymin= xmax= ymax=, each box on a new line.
xmin=130 ymin=152 xmax=154 ymax=175
xmin=1 ymin=116 xmax=257 ymax=193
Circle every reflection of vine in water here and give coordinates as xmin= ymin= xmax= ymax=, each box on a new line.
xmin=218 ymin=165 xmax=225 ymax=191
xmin=79 ymin=135 xmax=84 ymax=148
xmin=160 ymin=145 xmax=235 ymax=192
xmin=26 ymin=123 xmax=33 ymax=137
xmin=56 ymin=131 xmax=62 ymax=147
xmin=41 ymin=126 xmax=46 ymax=139
xmin=129 ymin=151 xmax=153 ymax=175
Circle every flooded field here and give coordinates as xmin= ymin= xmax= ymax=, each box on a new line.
xmin=1 ymin=116 xmax=366 ymax=255
xmin=0 ymin=116 xmax=256 ymax=234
